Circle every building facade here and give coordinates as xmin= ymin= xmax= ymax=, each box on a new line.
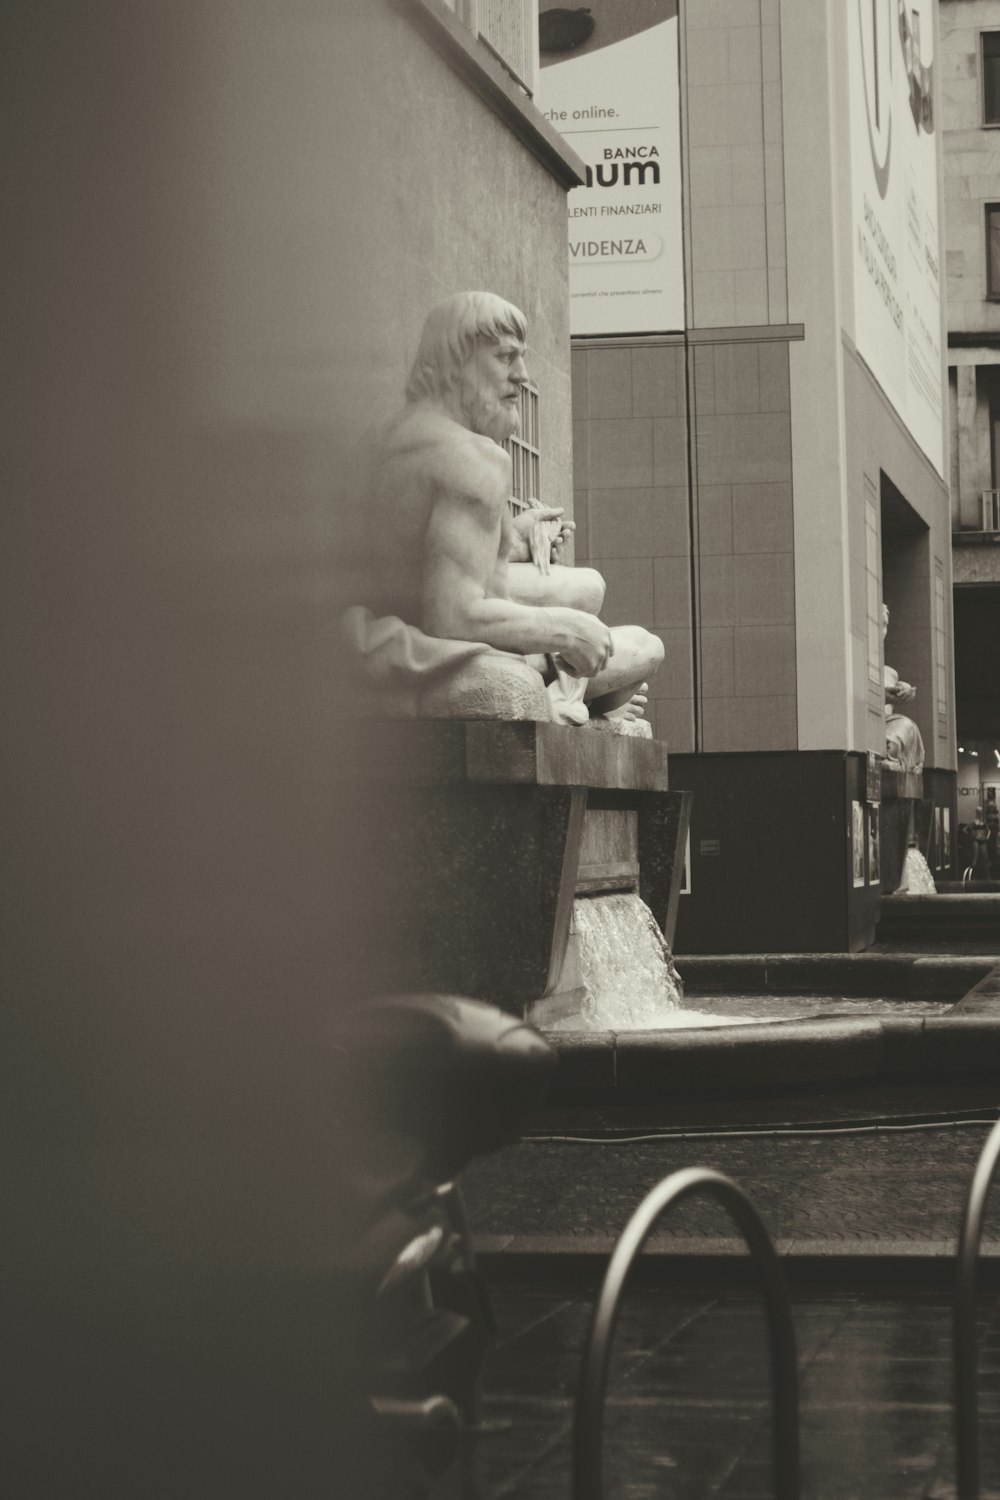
xmin=541 ymin=0 xmax=956 ymax=949
xmin=941 ymin=0 xmax=1000 ymax=870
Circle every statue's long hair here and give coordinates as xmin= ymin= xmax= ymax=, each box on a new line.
xmin=405 ymin=291 xmax=527 ymax=402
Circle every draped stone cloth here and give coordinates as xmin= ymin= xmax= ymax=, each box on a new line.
xmin=342 ymin=606 xmax=551 ymax=721
xmin=342 ymin=606 xmax=618 ymax=727
xmin=884 ymin=666 xmax=925 ymax=773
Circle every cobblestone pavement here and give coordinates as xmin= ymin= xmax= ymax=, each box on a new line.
xmin=468 ymin=1283 xmax=1000 ymax=1500
xmin=464 ymin=1120 xmax=1000 ymax=1250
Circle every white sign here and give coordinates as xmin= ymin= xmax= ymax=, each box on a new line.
xmin=847 ymin=0 xmax=944 ymax=476
xmin=536 ymin=9 xmax=683 ymax=336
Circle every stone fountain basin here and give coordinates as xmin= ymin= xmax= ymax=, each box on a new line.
xmin=545 ymin=954 xmax=1000 ymax=1097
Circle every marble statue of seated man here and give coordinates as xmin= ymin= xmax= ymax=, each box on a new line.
xmin=344 ymin=291 xmax=663 ymax=726
xmin=882 ymin=603 xmax=925 ymax=773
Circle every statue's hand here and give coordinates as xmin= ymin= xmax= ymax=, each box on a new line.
xmin=550 ymin=609 xmax=614 ymax=677
xmin=510 ymin=505 xmax=566 ymax=574
xmin=506 ymin=511 xmax=533 ymax=563
xmin=888 ymin=679 xmax=916 ymax=704
xmin=549 ymin=516 xmax=575 ymax=565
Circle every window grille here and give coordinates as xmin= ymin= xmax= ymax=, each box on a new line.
xmin=987 ymin=204 xmax=1000 ymax=298
xmin=984 ymin=32 xmax=1000 ymax=124
xmin=459 ymin=0 xmax=538 ymax=94
xmin=983 ymin=490 xmax=1000 ymax=532
xmin=504 ymin=381 xmax=540 ymax=509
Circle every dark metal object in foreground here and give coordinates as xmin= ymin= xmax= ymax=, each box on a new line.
xmin=573 ymin=1167 xmax=800 ymax=1500
xmin=955 ymin=1117 xmax=1000 ymax=1498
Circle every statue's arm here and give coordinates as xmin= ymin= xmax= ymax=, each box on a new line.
xmin=422 ymin=475 xmax=611 ymax=676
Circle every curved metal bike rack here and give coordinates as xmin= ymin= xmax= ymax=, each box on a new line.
xmin=572 ymin=1167 xmax=800 ymax=1500
xmin=955 ymin=1116 xmax=1000 ymax=1499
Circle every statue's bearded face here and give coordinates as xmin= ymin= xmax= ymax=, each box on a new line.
xmin=458 ymin=333 xmax=528 ymax=444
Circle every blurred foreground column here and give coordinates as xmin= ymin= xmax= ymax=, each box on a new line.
xmin=2 ymin=3 xmax=389 ymax=1491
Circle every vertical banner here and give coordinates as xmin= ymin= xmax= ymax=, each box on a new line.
xmin=847 ymin=0 xmax=944 ymax=475
xmin=535 ymin=1 xmax=683 ymax=336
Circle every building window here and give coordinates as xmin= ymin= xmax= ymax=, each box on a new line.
xmin=505 ymin=381 xmax=540 ymax=507
xmin=989 ymin=380 xmax=1000 ymax=495
xmin=984 ymin=32 xmax=1000 ymax=124
xmin=449 ymin=0 xmax=538 ymax=93
xmin=987 ymin=204 xmax=1000 ymax=298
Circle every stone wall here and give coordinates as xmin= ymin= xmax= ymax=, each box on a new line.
xmin=941 ymin=0 xmax=1000 ymax=335
xmin=331 ymin=1 xmax=576 ymax=516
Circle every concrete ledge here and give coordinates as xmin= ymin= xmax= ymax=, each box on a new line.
xmin=340 ymin=719 xmax=669 ymax=790
xmin=673 ymin=957 xmax=769 ymax=993
xmin=551 ymin=1032 xmax=616 ymax=1090
xmin=475 ymin=1232 xmax=1000 ymax=1260
xmin=615 ymin=1019 xmax=887 ymax=1091
xmin=877 ymin=894 xmax=1000 ymax=946
xmin=543 ymin=960 xmax=1000 ymax=1096
xmin=924 ymin=1015 xmax=1000 ymax=1073
xmin=676 ymin=952 xmax=994 ymax=997
xmin=881 ymin=893 xmax=1000 ymax=916
xmin=879 ymin=1017 xmax=927 ymax=1077
xmin=475 ymin=1236 xmax=1000 ymax=1289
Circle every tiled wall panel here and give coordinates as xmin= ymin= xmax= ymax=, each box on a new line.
xmin=693 ymin=339 xmax=796 ymax=751
xmin=569 ymin=0 xmax=798 ymax=754
xmin=684 ymin=4 xmax=788 ymax=328
xmin=573 ymin=336 xmax=796 ymax=754
xmin=572 ymin=342 xmax=694 ymax=750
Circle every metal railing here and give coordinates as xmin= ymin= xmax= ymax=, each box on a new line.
xmin=954 ymin=1116 xmax=1000 ymax=1498
xmin=572 ymin=1168 xmax=800 ymax=1500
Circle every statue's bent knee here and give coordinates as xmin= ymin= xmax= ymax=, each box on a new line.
xmin=574 ymin=568 xmax=606 ymax=615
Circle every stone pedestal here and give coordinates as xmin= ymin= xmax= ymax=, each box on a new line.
xmin=337 ymin=720 xmax=689 ymax=1018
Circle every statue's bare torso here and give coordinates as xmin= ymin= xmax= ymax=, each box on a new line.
xmin=370 ymin=403 xmax=514 ymax=633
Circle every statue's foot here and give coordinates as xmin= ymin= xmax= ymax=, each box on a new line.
xmin=586 ymin=683 xmax=653 ymax=737
xmin=603 ymin=683 xmax=649 ymax=723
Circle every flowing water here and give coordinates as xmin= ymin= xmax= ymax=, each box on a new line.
xmin=566 ymin=891 xmax=682 ymax=1029
xmin=895 ymin=846 xmax=937 ymax=895
xmin=545 ymin=892 xmax=768 ymax=1033
xmin=543 ymin=891 xmax=951 ymax=1033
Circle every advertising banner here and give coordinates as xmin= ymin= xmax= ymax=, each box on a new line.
xmin=535 ymin=1 xmax=683 ymax=336
xmin=847 ymin=0 xmax=944 ymax=475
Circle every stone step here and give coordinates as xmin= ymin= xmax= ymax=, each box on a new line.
xmin=876 ymin=893 xmax=1000 ymax=945
xmin=463 ymin=1114 xmax=1000 ymax=1287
